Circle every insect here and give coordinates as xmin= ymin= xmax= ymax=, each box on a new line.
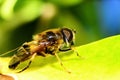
xmin=8 ymin=28 xmax=76 ymax=73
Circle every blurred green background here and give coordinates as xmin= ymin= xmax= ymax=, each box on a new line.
xmin=0 ymin=0 xmax=120 ymax=55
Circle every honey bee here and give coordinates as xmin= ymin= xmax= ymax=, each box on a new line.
xmin=9 ymin=28 xmax=76 ymax=73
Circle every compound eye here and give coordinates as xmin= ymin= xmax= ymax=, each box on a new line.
xmin=46 ymin=31 xmax=56 ymax=41
xmin=61 ymin=28 xmax=73 ymax=42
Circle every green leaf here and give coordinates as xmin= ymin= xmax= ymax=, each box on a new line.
xmin=0 ymin=35 xmax=120 ymax=80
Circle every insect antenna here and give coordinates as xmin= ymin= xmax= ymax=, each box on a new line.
xmin=0 ymin=47 xmax=19 ymax=57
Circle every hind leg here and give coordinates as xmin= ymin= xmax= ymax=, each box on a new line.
xmin=17 ymin=53 xmax=37 ymax=73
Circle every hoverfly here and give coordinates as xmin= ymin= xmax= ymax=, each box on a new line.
xmin=8 ymin=28 xmax=77 ymax=73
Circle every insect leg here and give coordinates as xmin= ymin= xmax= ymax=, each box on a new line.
xmin=17 ymin=61 xmax=32 ymax=73
xmin=0 ymin=47 xmax=19 ymax=57
xmin=71 ymin=47 xmax=84 ymax=59
xmin=59 ymin=47 xmax=81 ymax=58
xmin=54 ymin=53 xmax=71 ymax=73
xmin=17 ymin=53 xmax=37 ymax=73
xmin=74 ymin=50 xmax=80 ymax=57
xmin=59 ymin=48 xmax=71 ymax=51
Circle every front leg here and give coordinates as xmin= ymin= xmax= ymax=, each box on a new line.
xmin=59 ymin=48 xmax=71 ymax=51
